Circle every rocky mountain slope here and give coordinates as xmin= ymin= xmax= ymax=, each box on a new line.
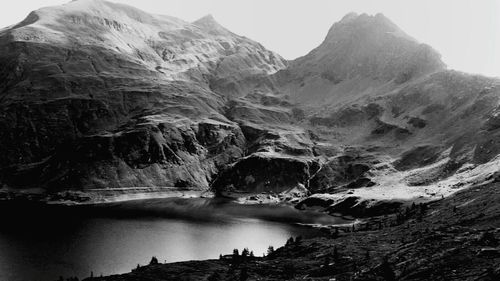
xmin=209 ymin=12 xmax=500 ymax=213
xmin=0 ymin=0 xmax=499 ymax=218
xmin=0 ymin=0 xmax=287 ymax=191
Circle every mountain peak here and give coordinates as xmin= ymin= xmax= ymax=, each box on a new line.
xmin=192 ymin=14 xmax=230 ymax=35
xmin=328 ymin=12 xmax=405 ymax=40
xmin=70 ymin=0 xmax=103 ymax=3
xmin=291 ymin=12 xmax=445 ymax=84
xmin=195 ymin=14 xmax=216 ymax=23
xmin=65 ymin=0 xmax=108 ymax=9
xmin=340 ymin=12 xmax=359 ymax=22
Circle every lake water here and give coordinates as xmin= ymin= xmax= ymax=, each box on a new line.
xmin=0 ymin=198 xmax=342 ymax=281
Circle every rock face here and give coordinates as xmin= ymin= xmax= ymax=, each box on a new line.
xmin=212 ymin=154 xmax=320 ymax=193
xmin=1 ymin=1 xmax=500 ymax=210
xmin=308 ymin=152 xmax=377 ymax=193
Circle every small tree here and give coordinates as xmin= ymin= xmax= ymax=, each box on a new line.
xmin=149 ymin=256 xmax=159 ymax=265
xmin=249 ymin=251 xmax=254 ymax=258
xmin=241 ymin=248 xmax=250 ymax=258
xmin=267 ymin=246 xmax=275 ymax=256
xmin=420 ymin=203 xmax=428 ymax=215
xmin=232 ymin=249 xmax=241 ymax=264
xmin=285 ymin=236 xmax=294 ymax=246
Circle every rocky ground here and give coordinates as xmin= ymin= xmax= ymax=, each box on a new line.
xmin=81 ymin=180 xmax=500 ymax=281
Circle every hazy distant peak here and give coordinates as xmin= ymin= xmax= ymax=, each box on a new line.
xmin=192 ymin=14 xmax=218 ymax=28
xmin=289 ymin=12 xmax=445 ymax=84
xmin=340 ymin=12 xmax=360 ymax=22
xmin=192 ymin=14 xmax=230 ymax=35
xmin=338 ymin=12 xmax=393 ymax=23
xmin=65 ymin=0 xmax=108 ymax=9
xmin=335 ymin=12 xmax=397 ymax=31
xmin=69 ymin=0 xmax=101 ymax=3
xmin=194 ymin=14 xmax=216 ymax=23
xmin=326 ymin=12 xmax=416 ymax=43
xmin=70 ymin=0 xmax=102 ymax=3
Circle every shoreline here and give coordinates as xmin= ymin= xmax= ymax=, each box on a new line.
xmin=0 ymin=186 xmax=212 ymax=205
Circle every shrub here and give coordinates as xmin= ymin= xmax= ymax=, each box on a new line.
xmin=267 ymin=246 xmax=275 ymax=256
xmin=149 ymin=256 xmax=159 ymax=265
xmin=241 ymin=248 xmax=250 ymax=258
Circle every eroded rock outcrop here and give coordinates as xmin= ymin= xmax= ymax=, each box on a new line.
xmin=212 ymin=153 xmax=320 ymax=193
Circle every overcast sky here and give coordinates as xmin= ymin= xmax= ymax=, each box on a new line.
xmin=1 ymin=0 xmax=499 ymax=77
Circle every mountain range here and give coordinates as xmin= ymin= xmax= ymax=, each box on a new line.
xmin=1 ymin=0 xmax=500 ymax=216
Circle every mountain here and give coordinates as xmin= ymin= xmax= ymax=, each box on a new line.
xmin=278 ymin=13 xmax=445 ymax=105
xmin=0 ymin=1 xmax=499 ymax=217
xmin=0 ymin=0 xmax=287 ymax=191
xmin=215 ymin=12 xmax=500 ymax=214
xmin=278 ymin=13 xmax=500 ymax=166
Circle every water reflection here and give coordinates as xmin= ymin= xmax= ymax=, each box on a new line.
xmin=0 ymin=198 xmax=340 ymax=281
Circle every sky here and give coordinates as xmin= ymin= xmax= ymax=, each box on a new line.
xmin=1 ymin=0 xmax=499 ymax=77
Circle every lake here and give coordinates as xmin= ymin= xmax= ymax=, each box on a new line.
xmin=0 ymin=198 xmax=342 ymax=281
